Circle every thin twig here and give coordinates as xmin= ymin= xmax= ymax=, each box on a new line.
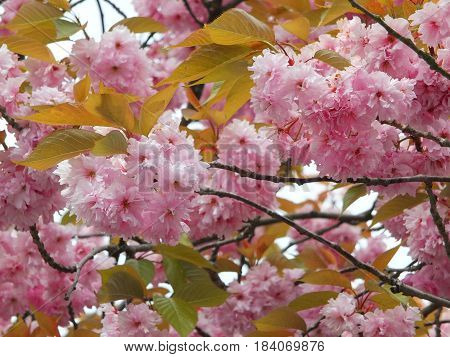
xmin=379 ymin=119 xmax=450 ymax=148
xmin=348 ymin=0 xmax=450 ymax=80
xmin=102 ymin=0 xmax=127 ymax=18
xmin=424 ymin=182 xmax=450 ymax=258
xmin=198 ymin=188 xmax=450 ymax=307
xmin=95 ymin=0 xmax=105 ymax=33
xmin=140 ymin=32 xmax=155 ymax=48
xmin=0 ymin=106 xmax=22 ymax=132
xmin=30 ymin=225 xmax=77 ymax=273
xmin=182 ymin=0 xmax=204 ymax=26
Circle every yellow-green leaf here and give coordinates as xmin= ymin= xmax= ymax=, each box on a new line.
xmin=139 ymin=84 xmax=178 ymax=136
xmin=97 ymin=265 xmax=146 ymax=303
xmin=372 ymin=244 xmax=401 ymax=271
xmin=54 ymin=19 xmax=82 ymax=40
xmin=48 ymin=0 xmax=70 ymax=10
xmin=6 ymin=1 xmax=62 ymax=32
xmin=110 ymin=16 xmax=166 ymax=33
xmin=371 ymin=193 xmax=428 ymax=226
xmin=253 ymin=306 xmax=307 ymax=332
xmin=14 ymin=128 xmax=102 ymax=170
xmin=84 ymin=93 xmax=135 ymax=132
xmin=159 ymin=45 xmax=253 ymax=85
xmin=342 ymin=184 xmax=367 ymax=212
xmin=300 ymin=269 xmax=352 ymax=289
xmin=281 ymin=16 xmax=310 ymax=41
xmin=156 ymin=244 xmax=215 ymax=270
xmin=23 ymin=103 xmax=118 ymax=127
xmin=319 ymin=0 xmax=355 ymax=26
xmin=91 ymin=130 xmax=128 ymax=156
xmin=74 ymin=75 xmax=91 ymax=102
xmin=0 ymin=35 xmax=56 ymax=63
xmin=224 ymin=72 xmax=254 ymax=119
xmin=313 ymin=49 xmax=351 ymax=70
xmin=173 ymin=29 xmax=212 ymax=47
xmin=153 ymin=296 xmax=197 ymax=337
xmin=205 ymin=8 xmax=275 ymax=45
xmin=288 ymin=291 xmax=339 ymax=311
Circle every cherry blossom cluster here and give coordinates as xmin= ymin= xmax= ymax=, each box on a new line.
xmin=0 ymin=223 xmax=113 ymax=332
xmin=57 ymin=112 xmax=208 ymax=245
xmin=250 ymin=13 xmax=449 ymax=184
xmin=320 ymin=292 xmax=420 ymax=337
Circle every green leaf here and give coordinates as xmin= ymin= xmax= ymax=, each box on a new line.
xmin=139 ymin=84 xmax=178 ymax=136
xmin=253 ymin=306 xmax=307 ymax=332
xmin=300 ymin=269 xmax=352 ymax=289
xmin=61 ymin=211 xmax=77 ymax=225
xmin=97 ymin=265 xmax=146 ymax=303
xmin=288 ymin=291 xmax=339 ymax=311
xmin=159 ymin=45 xmax=253 ymax=85
xmin=281 ymin=16 xmax=310 ymax=41
xmin=205 ymin=8 xmax=275 ymax=45
xmin=156 ymin=244 xmax=215 ymax=270
xmin=153 ymin=296 xmax=197 ymax=337
xmin=54 ymin=19 xmax=82 ymax=40
xmin=84 ymin=93 xmax=136 ymax=132
xmin=342 ymin=184 xmax=367 ymax=212
xmin=313 ymin=49 xmax=351 ymax=70
xmin=110 ymin=16 xmax=166 ymax=33
xmin=0 ymin=35 xmax=56 ymax=63
xmin=372 ymin=244 xmax=401 ymax=271
xmin=125 ymin=259 xmax=155 ymax=286
xmin=14 ymin=128 xmax=102 ymax=170
xmin=163 ymin=258 xmax=227 ymax=307
xmin=176 ymin=280 xmax=229 ymax=307
xmin=371 ymin=193 xmax=428 ymax=226
xmin=91 ymin=130 xmax=128 ymax=156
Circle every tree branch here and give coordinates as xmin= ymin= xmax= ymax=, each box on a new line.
xmin=30 ymin=225 xmax=76 ymax=273
xmin=348 ymin=0 xmax=450 ymax=80
xmin=0 ymin=105 xmax=22 ymax=132
xmin=95 ymin=0 xmax=105 ymax=33
xmin=379 ymin=119 xmax=450 ymax=148
xmin=102 ymin=0 xmax=127 ymax=18
xmin=424 ymin=182 xmax=450 ymax=258
xmin=182 ymin=0 xmax=204 ymax=26
xmin=198 ymin=188 xmax=450 ymax=307
xmin=209 ymin=162 xmax=450 ymax=186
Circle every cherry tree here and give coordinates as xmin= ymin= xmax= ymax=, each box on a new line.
xmin=0 ymin=0 xmax=449 ymax=337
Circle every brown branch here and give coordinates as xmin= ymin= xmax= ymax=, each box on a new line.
xmin=95 ymin=0 xmax=105 ymax=33
xmin=198 ymin=188 xmax=450 ymax=307
xmin=379 ymin=119 xmax=450 ymax=148
xmin=30 ymin=225 xmax=76 ymax=273
xmin=102 ymin=0 xmax=127 ymax=18
xmin=0 ymin=105 xmax=22 ymax=132
xmin=209 ymin=162 xmax=450 ymax=186
xmin=424 ymin=182 xmax=450 ymax=258
xmin=182 ymin=0 xmax=204 ymax=26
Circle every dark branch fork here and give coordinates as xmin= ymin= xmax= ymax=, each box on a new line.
xmin=198 ymin=188 xmax=450 ymax=308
